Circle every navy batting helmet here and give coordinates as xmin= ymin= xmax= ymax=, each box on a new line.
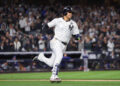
xmin=63 ymin=6 xmax=73 ymax=16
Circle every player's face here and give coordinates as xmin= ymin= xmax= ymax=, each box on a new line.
xmin=66 ymin=12 xmax=72 ymax=19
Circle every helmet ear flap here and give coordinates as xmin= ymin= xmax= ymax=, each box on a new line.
xmin=63 ymin=10 xmax=67 ymax=16
xmin=64 ymin=11 xmax=67 ymax=16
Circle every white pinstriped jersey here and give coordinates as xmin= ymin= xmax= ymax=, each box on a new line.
xmin=48 ymin=17 xmax=79 ymax=43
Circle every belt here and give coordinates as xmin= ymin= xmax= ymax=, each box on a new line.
xmin=55 ymin=38 xmax=67 ymax=46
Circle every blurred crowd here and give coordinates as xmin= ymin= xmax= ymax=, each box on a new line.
xmin=0 ymin=56 xmax=38 ymax=72
xmin=0 ymin=55 xmax=120 ymax=72
xmin=0 ymin=3 xmax=120 ymax=56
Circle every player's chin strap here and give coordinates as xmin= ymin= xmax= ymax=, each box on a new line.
xmin=73 ymin=34 xmax=81 ymax=40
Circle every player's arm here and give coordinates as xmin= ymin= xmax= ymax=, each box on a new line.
xmin=72 ymin=22 xmax=80 ymax=40
xmin=41 ymin=18 xmax=57 ymax=35
xmin=41 ymin=23 xmax=49 ymax=35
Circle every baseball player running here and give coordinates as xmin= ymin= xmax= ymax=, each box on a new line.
xmin=33 ymin=6 xmax=80 ymax=82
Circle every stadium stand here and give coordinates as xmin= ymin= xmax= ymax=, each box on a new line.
xmin=0 ymin=0 xmax=120 ymax=72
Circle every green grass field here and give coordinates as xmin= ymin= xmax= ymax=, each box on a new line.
xmin=0 ymin=70 xmax=120 ymax=86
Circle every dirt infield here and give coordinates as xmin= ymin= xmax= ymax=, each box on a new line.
xmin=0 ymin=80 xmax=120 ymax=82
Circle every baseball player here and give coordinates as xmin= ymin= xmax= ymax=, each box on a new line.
xmin=81 ymin=49 xmax=89 ymax=72
xmin=33 ymin=6 xmax=80 ymax=82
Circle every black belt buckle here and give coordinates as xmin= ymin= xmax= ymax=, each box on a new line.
xmin=55 ymin=38 xmax=67 ymax=45
xmin=62 ymin=42 xmax=67 ymax=45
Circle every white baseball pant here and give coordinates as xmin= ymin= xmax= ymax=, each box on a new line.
xmin=38 ymin=37 xmax=67 ymax=67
